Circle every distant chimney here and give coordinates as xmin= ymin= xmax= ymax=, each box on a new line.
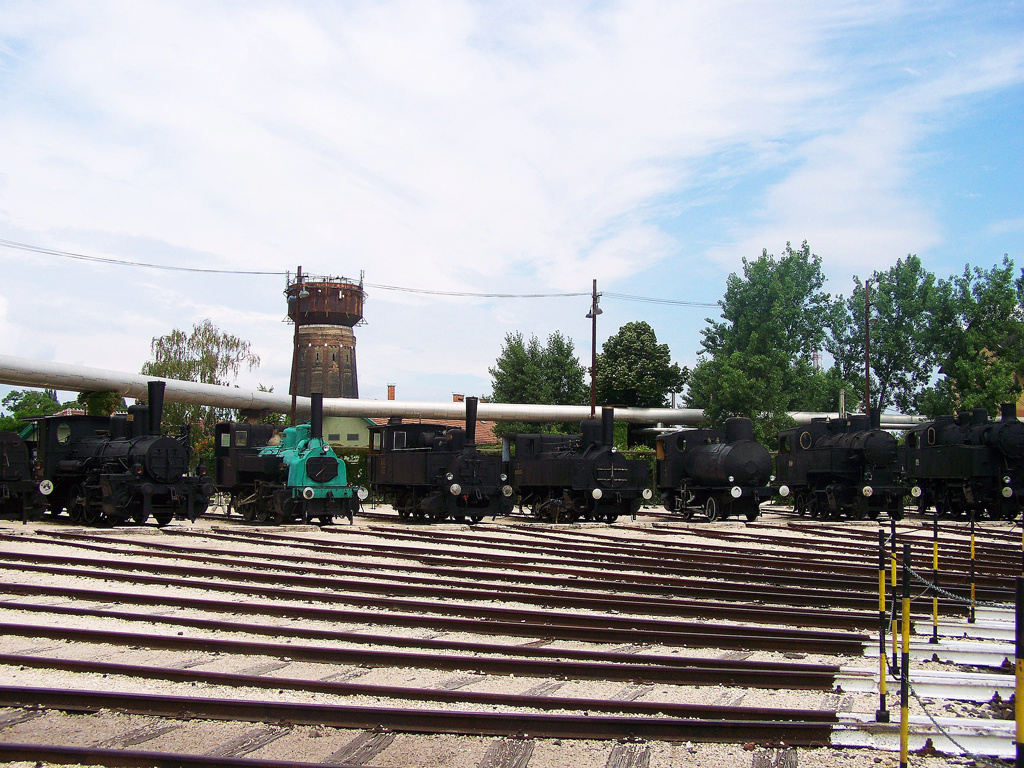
xmin=453 ymin=393 xmax=464 ymax=402
xmin=387 ymin=384 xmax=395 ymax=401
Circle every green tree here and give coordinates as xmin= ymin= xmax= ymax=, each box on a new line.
xmin=488 ymin=330 xmax=587 ymax=434
xmin=596 ymin=321 xmax=686 ymax=409
xmin=828 ymin=255 xmax=938 ymax=414
xmin=686 ymin=241 xmax=840 ymax=443
xmin=141 ymin=319 xmax=260 ymax=467
xmin=76 ymin=391 xmax=127 ymax=417
xmin=1 ymin=389 xmax=61 ymax=432
xmin=917 ymin=256 xmax=1024 ymax=416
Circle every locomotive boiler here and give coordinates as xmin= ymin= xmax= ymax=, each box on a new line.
xmin=214 ymin=393 xmax=362 ymax=525
xmin=656 ymin=417 xmax=774 ymax=521
xmin=368 ymin=396 xmax=514 ymax=523
xmin=35 ymin=381 xmax=214 ymax=526
xmin=775 ymin=413 xmax=906 ymax=519
xmin=510 ymin=407 xmax=653 ymax=523
xmin=904 ymin=404 xmax=1024 ymax=520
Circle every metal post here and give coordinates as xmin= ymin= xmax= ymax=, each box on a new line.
xmin=876 ymin=527 xmax=890 ymax=722
xmin=587 ymin=279 xmax=601 ymax=418
xmin=891 ymin=515 xmax=900 ymax=674
xmin=1016 ymin=576 xmax=1023 ymax=768
xmin=864 ymin=279 xmax=871 ymax=419
xmin=290 ymin=265 xmax=303 ymax=426
xmin=900 ymin=543 xmax=911 ymax=768
xmin=931 ymin=510 xmax=939 ymax=643
xmin=970 ymin=513 xmax=977 ymax=624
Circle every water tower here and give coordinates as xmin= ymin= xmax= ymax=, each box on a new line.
xmin=285 ymin=267 xmax=364 ymax=400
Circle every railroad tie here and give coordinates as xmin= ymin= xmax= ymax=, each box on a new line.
xmin=235 ymin=661 xmax=292 ymax=676
xmin=439 ymin=673 xmax=482 ymax=690
xmin=325 ymin=731 xmax=397 ymax=766
xmin=0 ymin=709 xmax=43 ymax=732
xmin=204 ymin=726 xmax=290 ymax=757
xmin=478 ymin=737 xmax=535 ymax=768
xmin=610 ymin=684 xmax=654 ymax=702
xmin=605 ymin=740 xmax=651 ymax=768
xmin=92 ymin=722 xmax=181 ymax=749
xmin=520 ymin=681 xmax=564 ymax=697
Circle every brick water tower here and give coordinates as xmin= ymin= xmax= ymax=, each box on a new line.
xmin=286 ymin=267 xmax=364 ymax=401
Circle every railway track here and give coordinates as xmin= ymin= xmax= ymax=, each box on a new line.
xmin=0 ymin=512 xmax=1017 ymax=766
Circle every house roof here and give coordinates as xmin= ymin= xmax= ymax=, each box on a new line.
xmin=368 ymin=417 xmax=500 ymax=445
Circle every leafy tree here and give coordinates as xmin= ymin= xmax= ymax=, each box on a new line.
xmin=76 ymin=391 xmax=127 ymax=417
xmin=1 ymin=389 xmax=61 ymax=432
xmin=142 ymin=319 xmax=260 ymax=467
xmin=917 ymin=256 xmax=1024 ymax=416
xmin=596 ymin=321 xmax=686 ymax=409
xmin=686 ymin=241 xmax=840 ymax=443
xmin=488 ymin=331 xmax=587 ymax=434
xmin=828 ymin=255 xmax=938 ymax=414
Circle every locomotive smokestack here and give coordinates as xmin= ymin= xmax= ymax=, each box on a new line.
xmin=870 ymin=409 xmax=881 ymax=430
xmin=1002 ymin=403 xmax=1017 ymax=421
xmin=148 ymin=380 xmax=165 ymax=436
xmin=310 ymin=393 xmax=324 ymax=441
xmin=601 ymin=407 xmax=615 ymax=446
xmin=971 ymin=407 xmax=989 ymax=426
xmin=465 ymin=397 xmax=478 ymax=446
xmin=725 ymin=417 xmax=754 ymax=443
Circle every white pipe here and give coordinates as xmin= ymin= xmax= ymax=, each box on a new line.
xmin=0 ymin=353 xmax=926 ymax=427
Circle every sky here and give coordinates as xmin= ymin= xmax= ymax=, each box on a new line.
xmin=0 ymin=0 xmax=1022 ymax=409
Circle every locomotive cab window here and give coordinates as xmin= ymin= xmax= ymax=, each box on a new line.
xmin=56 ymin=423 xmax=71 ymax=444
xmin=779 ymin=435 xmax=791 ymax=454
xmin=235 ymin=431 xmax=247 ymax=447
xmin=393 ymin=432 xmax=407 ymax=450
xmin=220 ymin=432 xmax=231 ymax=448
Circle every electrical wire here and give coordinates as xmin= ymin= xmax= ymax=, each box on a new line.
xmin=0 ymin=237 xmax=715 ymax=305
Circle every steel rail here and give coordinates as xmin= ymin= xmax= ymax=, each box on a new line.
xmin=0 ymin=579 xmax=868 ymax=654
xmin=46 ymin=528 xmax=886 ymax=612
xmin=0 ymin=548 xmax=876 ymax=638
xmin=0 ymin=654 xmax=840 ymax=719
xmin=25 ymin=532 xmax=878 ymax=630
xmin=0 ymin=685 xmax=839 ymax=743
xmin=0 ymin=557 xmax=869 ymax=654
xmin=0 ymin=744 xmax=369 ymax=768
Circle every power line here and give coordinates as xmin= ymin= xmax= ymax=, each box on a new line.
xmin=0 ymin=237 xmax=718 ymax=306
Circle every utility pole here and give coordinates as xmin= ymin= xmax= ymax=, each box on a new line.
xmin=864 ymin=279 xmax=872 ymax=419
xmin=586 ymin=279 xmax=602 ymax=418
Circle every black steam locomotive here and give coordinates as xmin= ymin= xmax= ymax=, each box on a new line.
xmin=510 ymin=407 xmax=652 ymax=523
xmin=904 ymin=404 xmax=1023 ymax=520
xmin=368 ymin=397 xmax=514 ymax=523
xmin=0 ymin=431 xmax=46 ymax=522
xmin=35 ymin=381 xmax=214 ymax=526
xmin=214 ymin=393 xmax=363 ymax=525
xmin=656 ymin=417 xmax=774 ymax=521
xmin=775 ymin=413 xmax=906 ymax=519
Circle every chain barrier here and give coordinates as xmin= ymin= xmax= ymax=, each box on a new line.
xmin=906 ymin=680 xmax=1009 ymax=768
xmin=906 ymin=564 xmax=1011 ymax=610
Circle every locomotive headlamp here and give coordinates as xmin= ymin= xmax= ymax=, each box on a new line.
xmin=500 ymin=473 xmax=508 ymax=482
xmin=728 ymin=476 xmax=734 ymax=483
xmin=779 ymin=485 xmax=790 ymax=497
xmin=446 ymin=472 xmax=454 ymax=481
xmin=770 ymin=475 xmax=775 ymax=482
xmin=38 ymin=480 xmax=53 ymax=496
xmin=642 ymin=488 xmax=653 ymax=500
xmin=449 ymin=483 xmax=462 ymax=496
xmin=1004 ymin=476 xmax=1012 ymax=485
xmin=302 ymin=487 xmax=315 ymax=500
xmin=910 ymin=486 xmax=923 ymax=498
xmin=862 ymin=485 xmax=874 ymax=497
xmin=502 ymin=485 xmax=514 ymax=497
xmin=357 ymin=487 xmax=369 ymax=501
xmin=1002 ymin=486 xmax=1014 ymax=498
xmin=592 ymin=488 xmax=603 ymax=500
xmin=730 ymin=486 xmax=742 ymax=499
xmin=322 ymin=444 xmax=330 ymax=453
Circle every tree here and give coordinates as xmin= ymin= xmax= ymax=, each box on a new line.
xmin=596 ymin=321 xmax=686 ymax=409
xmin=685 ymin=241 xmax=840 ymax=443
xmin=141 ymin=319 xmax=260 ymax=466
xmin=828 ymin=255 xmax=938 ymax=414
xmin=76 ymin=391 xmax=127 ymax=417
xmin=1 ymin=389 xmax=61 ymax=432
xmin=488 ymin=330 xmax=587 ymax=434
xmin=917 ymin=256 xmax=1024 ymax=416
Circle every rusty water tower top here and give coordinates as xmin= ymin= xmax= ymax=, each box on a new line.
xmin=284 ymin=267 xmax=365 ymax=328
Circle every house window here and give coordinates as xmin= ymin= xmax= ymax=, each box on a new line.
xmin=347 ymin=433 xmax=359 ymax=442
xmin=328 ymin=433 xmax=341 ymax=441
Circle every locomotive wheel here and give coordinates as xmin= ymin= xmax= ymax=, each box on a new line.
xmin=745 ymin=508 xmax=758 ymax=522
xmin=68 ymin=484 xmax=88 ymax=524
xmin=604 ymin=512 xmax=619 ymax=523
xmin=704 ymin=496 xmax=719 ymax=522
xmin=469 ymin=514 xmax=484 ymax=524
xmin=452 ymin=515 xmax=466 ymax=524
xmin=154 ymin=513 xmax=173 ymax=526
xmin=132 ymin=508 xmax=150 ymax=525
